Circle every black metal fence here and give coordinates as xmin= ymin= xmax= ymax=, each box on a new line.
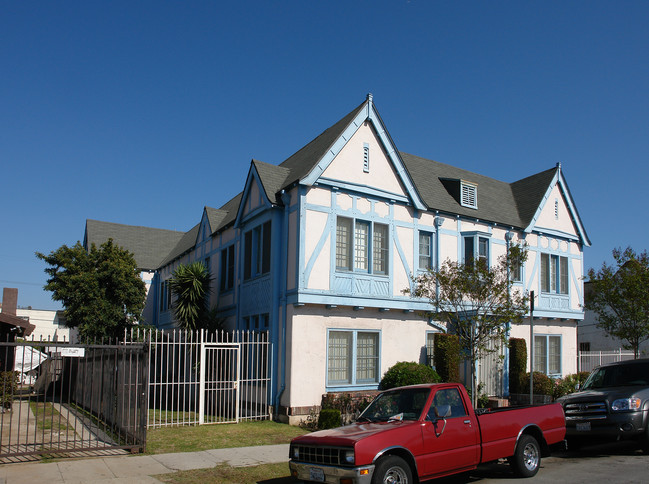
xmin=0 ymin=339 xmax=148 ymax=463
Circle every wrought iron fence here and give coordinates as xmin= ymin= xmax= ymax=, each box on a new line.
xmin=0 ymin=338 xmax=147 ymax=463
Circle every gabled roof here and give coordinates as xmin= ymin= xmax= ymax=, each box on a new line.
xmin=84 ymin=220 xmax=185 ymax=270
xmin=158 ymin=223 xmax=200 ymax=267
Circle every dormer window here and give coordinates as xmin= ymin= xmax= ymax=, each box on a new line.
xmin=461 ymin=182 xmax=478 ymax=209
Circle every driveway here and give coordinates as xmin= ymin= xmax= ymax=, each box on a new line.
xmin=431 ymin=441 xmax=647 ymax=484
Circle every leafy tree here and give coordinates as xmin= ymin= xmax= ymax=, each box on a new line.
xmin=585 ymin=247 xmax=649 ymax=358
xmin=36 ymin=240 xmax=145 ymax=342
xmin=407 ymin=246 xmax=529 ymax=406
xmin=170 ymin=261 xmax=213 ymax=331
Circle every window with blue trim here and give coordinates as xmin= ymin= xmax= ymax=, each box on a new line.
xmin=328 ymin=330 xmax=379 ymax=386
xmin=541 ymin=253 xmax=568 ymax=294
xmin=244 ymin=221 xmax=271 ymax=280
xmin=159 ymin=279 xmax=171 ymax=312
xmin=463 ymin=234 xmax=489 ymax=268
xmin=418 ymin=231 xmax=433 ymax=271
xmin=534 ymin=335 xmax=561 ymax=377
xmin=220 ymin=245 xmax=235 ymax=291
xmin=336 ymin=217 xmax=388 ymax=275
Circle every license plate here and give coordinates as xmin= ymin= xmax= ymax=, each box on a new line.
xmin=309 ymin=467 xmax=325 ymax=482
xmin=576 ymin=422 xmax=591 ymax=432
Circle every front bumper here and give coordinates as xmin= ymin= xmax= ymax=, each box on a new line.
xmin=289 ymin=460 xmax=375 ymax=484
xmin=565 ymin=411 xmax=646 ymax=440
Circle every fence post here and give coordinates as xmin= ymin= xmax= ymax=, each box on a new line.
xmin=198 ymin=329 xmax=206 ymax=425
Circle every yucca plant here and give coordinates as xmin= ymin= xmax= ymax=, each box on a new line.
xmin=170 ymin=262 xmax=212 ymax=331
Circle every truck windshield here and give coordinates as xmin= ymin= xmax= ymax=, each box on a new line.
xmin=582 ymin=362 xmax=649 ymax=390
xmin=357 ymin=388 xmax=430 ymax=422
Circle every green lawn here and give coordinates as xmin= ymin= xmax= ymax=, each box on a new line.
xmin=156 ymin=462 xmax=297 ymax=484
xmin=146 ymin=420 xmax=308 ymax=454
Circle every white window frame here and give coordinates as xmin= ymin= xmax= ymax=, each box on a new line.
xmin=327 ymin=329 xmax=380 ymax=388
xmin=336 ymin=217 xmax=389 ymax=275
xmin=463 ymin=233 xmax=490 ymax=268
xmin=460 ymin=181 xmax=478 ymax=209
xmin=418 ymin=231 xmax=434 ymax=271
xmin=534 ymin=334 xmax=562 ymax=377
xmin=540 ymin=253 xmax=568 ymax=295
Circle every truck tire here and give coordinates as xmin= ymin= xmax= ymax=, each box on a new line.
xmin=510 ymin=434 xmax=541 ymax=478
xmin=640 ymin=425 xmax=649 ymax=454
xmin=372 ymin=455 xmax=413 ymax=484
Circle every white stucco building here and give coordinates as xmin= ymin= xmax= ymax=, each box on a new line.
xmin=85 ymin=94 xmax=590 ymax=422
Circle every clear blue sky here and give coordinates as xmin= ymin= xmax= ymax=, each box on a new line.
xmin=2 ymin=1 xmax=647 ymax=310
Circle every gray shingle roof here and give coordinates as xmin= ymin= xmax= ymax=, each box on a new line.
xmin=84 ymin=220 xmax=185 ymax=270
xmin=87 ymin=97 xmax=587 ymax=270
xmin=400 ymin=152 xmax=556 ymax=229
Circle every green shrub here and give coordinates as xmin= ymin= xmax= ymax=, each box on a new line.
xmin=552 ymin=372 xmax=591 ymax=399
xmin=317 ymin=409 xmax=341 ymax=430
xmin=379 ymin=361 xmax=441 ymax=390
xmin=434 ymin=333 xmax=461 ymax=382
xmin=508 ymin=338 xmax=527 ymax=394
xmin=0 ymin=371 xmax=19 ymax=408
xmin=524 ymin=372 xmax=553 ymax=397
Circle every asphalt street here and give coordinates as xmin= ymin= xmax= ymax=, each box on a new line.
xmin=432 ymin=441 xmax=648 ymax=484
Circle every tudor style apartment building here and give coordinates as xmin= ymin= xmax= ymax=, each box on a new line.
xmin=85 ymin=94 xmax=590 ymax=422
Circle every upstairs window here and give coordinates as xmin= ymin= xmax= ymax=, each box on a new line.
xmin=461 ymin=182 xmax=477 ymax=209
xmin=159 ymin=279 xmax=172 ymax=312
xmin=463 ymin=235 xmax=489 ymax=268
xmin=219 ymin=245 xmax=235 ymax=291
xmin=541 ymin=253 xmax=568 ymax=294
xmin=336 ymin=217 xmax=389 ymax=275
xmin=244 ymin=221 xmax=272 ymax=280
xmin=418 ymin=232 xmax=433 ymax=271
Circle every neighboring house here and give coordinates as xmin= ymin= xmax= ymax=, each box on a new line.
xmin=15 ymin=308 xmax=77 ymax=343
xmin=1 ymin=287 xmax=77 ymax=343
xmin=0 ymin=288 xmax=35 ymax=371
xmin=578 ymin=281 xmax=649 ymax=356
xmin=85 ymin=94 xmax=590 ymax=423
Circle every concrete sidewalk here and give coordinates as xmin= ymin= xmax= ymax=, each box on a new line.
xmin=0 ymin=444 xmax=290 ymax=483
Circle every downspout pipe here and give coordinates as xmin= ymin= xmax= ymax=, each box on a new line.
xmin=274 ymin=189 xmax=291 ymax=415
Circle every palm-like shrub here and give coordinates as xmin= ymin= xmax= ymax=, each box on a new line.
xmin=170 ymin=262 xmax=212 ymax=331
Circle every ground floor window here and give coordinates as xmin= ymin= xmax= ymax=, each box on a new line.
xmin=327 ymin=330 xmax=379 ymax=386
xmin=534 ymin=334 xmax=561 ymax=377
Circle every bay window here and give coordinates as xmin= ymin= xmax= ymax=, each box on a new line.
xmin=336 ymin=217 xmax=389 ymax=275
xmin=541 ymin=253 xmax=568 ymax=294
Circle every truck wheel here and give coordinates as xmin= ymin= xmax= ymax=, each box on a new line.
xmin=640 ymin=425 xmax=649 ymax=454
xmin=510 ymin=434 xmax=541 ymax=478
xmin=372 ymin=455 xmax=413 ymax=484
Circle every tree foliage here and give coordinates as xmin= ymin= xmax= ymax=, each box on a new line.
xmin=36 ymin=240 xmax=145 ymax=342
xmin=379 ymin=361 xmax=441 ymax=390
xmin=170 ymin=261 xmax=213 ymax=331
xmin=585 ymin=247 xmax=649 ymax=358
xmin=407 ymin=245 xmax=529 ymax=405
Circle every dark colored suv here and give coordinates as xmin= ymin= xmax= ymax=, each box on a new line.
xmin=556 ymin=358 xmax=649 ymax=451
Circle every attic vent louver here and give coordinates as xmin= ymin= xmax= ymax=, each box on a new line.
xmin=461 ymin=182 xmax=477 ymax=209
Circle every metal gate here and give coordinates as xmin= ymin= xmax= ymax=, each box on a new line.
xmin=199 ymin=343 xmax=240 ymax=424
xmin=0 ymin=340 xmax=147 ymax=463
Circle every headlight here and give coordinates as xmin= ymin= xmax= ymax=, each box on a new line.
xmin=291 ymin=446 xmax=299 ymax=459
xmin=343 ymin=449 xmax=355 ymax=464
xmin=611 ymin=398 xmax=642 ymax=411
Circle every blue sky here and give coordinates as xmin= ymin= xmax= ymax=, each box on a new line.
xmin=1 ymin=1 xmax=647 ymax=310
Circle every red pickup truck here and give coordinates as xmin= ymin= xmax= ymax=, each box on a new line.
xmin=289 ymin=383 xmax=565 ymax=483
